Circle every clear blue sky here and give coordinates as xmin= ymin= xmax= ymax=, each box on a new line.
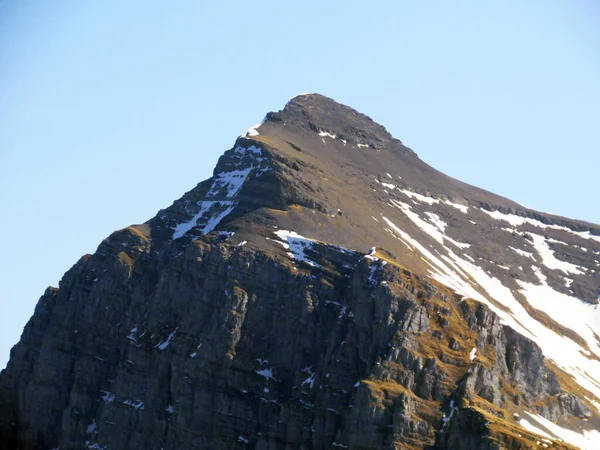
xmin=1 ymin=0 xmax=599 ymax=369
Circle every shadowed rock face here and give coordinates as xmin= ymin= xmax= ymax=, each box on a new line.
xmin=1 ymin=94 xmax=599 ymax=449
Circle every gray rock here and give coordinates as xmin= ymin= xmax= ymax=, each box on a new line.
xmin=1 ymin=94 xmax=597 ymax=450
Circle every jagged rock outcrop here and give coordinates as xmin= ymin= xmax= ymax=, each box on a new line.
xmin=1 ymin=94 xmax=599 ymax=449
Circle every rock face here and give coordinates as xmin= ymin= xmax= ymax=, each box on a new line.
xmin=1 ymin=94 xmax=600 ymax=449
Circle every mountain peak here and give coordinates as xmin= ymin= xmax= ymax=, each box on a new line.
xmin=265 ymin=93 xmax=397 ymax=150
xmin=2 ymin=95 xmax=600 ymax=449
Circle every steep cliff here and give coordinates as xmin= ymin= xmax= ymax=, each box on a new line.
xmin=1 ymin=94 xmax=599 ymax=449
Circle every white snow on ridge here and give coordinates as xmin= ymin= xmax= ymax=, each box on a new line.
xmin=442 ymin=400 xmax=458 ymax=428
xmin=301 ymin=367 xmax=316 ymax=389
xmin=547 ymin=237 xmax=569 ymax=246
xmin=447 ymin=251 xmax=600 ymax=399
xmin=444 ymin=199 xmax=469 ymax=213
xmin=481 ymin=209 xmax=547 ymax=228
xmin=481 ymin=209 xmax=600 ymax=243
xmin=85 ymin=442 xmax=106 ymax=450
xmin=586 ymin=397 xmax=600 ymax=414
xmin=207 ymin=168 xmax=253 ymax=198
xmin=271 ymin=230 xmax=359 ymax=268
xmin=380 ymin=215 xmax=600 ymax=400
xmin=100 ymin=390 xmax=115 ymax=403
xmin=519 ymin=416 xmax=555 ymax=440
xmin=389 ymin=199 xmax=469 ymax=249
xmin=122 ymin=399 xmax=144 ymax=411
xmin=318 ymin=130 xmax=337 ymax=139
xmin=387 ymin=185 xmax=468 ymax=213
xmin=173 ymin=201 xmax=237 ymax=238
xmin=469 ymin=347 xmax=477 ymax=361
xmin=155 ymin=329 xmax=177 ymax=351
xmin=272 ymin=230 xmax=320 ymax=267
xmin=400 ymin=189 xmax=440 ymax=205
xmin=173 ymin=146 xmax=267 ymax=239
xmin=510 ymin=246 xmax=535 ymax=260
xmin=425 ymin=212 xmax=447 ymax=232
xmin=517 ymin=269 xmax=600 ymax=361
xmin=382 ymin=216 xmax=483 ymax=302
xmin=365 ymin=254 xmax=386 ymax=284
xmin=127 ymin=326 xmax=138 ymax=342
xmin=256 ymin=367 xmax=276 ymax=381
xmin=575 ymin=231 xmax=600 ymax=243
xmin=86 ymin=420 xmax=97 ymax=434
xmin=245 ymin=122 xmax=263 ymax=137
xmin=520 ymin=412 xmax=600 ymax=450
xmin=529 ymin=233 xmax=585 ymax=275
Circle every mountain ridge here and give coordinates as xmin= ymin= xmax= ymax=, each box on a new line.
xmin=276 ymin=94 xmax=599 ymax=229
xmin=1 ymin=93 xmax=599 ymax=449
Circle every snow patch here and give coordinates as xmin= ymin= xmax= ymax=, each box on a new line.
xmin=382 ymin=215 xmax=600 ymax=399
xmin=318 ymin=130 xmax=337 ymax=139
xmin=217 ymin=231 xmax=235 ymax=240
xmin=520 ymin=412 xmax=600 ymax=450
xmin=173 ymin=146 xmax=267 ymax=239
xmin=517 ymin=269 xmax=600 ymax=363
xmin=365 ymin=255 xmax=384 ymax=284
xmin=510 ymin=247 xmax=535 ymax=259
xmin=122 ymin=399 xmax=144 ymax=411
xmin=390 ymin=199 xmax=469 ymax=249
xmin=481 ymin=209 xmax=600 ymax=243
xmin=469 ymin=347 xmax=477 ymax=361
xmin=207 ymin=168 xmax=253 ymax=198
xmin=245 ymin=121 xmax=263 ymax=137
xmin=585 ymin=397 xmax=600 ymax=414
xmin=100 ymin=391 xmax=115 ymax=403
xmin=86 ymin=420 xmax=97 ymax=434
xmin=127 ymin=326 xmax=138 ymax=342
xmin=547 ymin=237 xmax=569 ymax=246
xmin=442 ymin=400 xmax=458 ymax=428
xmin=272 ymin=230 xmax=321 ymax=267
xmin=256 ymin=367 xmax=276 ymax=381
xmin=400 ymin=189 xmax=439 ymax=205
xmin=529 ymin=233 xmax=585 ymax=275
xmin=189 ymin=343 xmax=202 ymax=358
xmin=444 ymin=199 xmax=469 ymax=213
xmin=301 ymin=367 xmax=316 ymax=389
xmin=425 ymin=212 xmax=447 ymax=232
xmin=155 ymin=329 xmax=177 ymax=351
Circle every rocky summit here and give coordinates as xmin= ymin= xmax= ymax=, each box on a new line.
xmin=1 ymin=94 xmax=600 ymax=450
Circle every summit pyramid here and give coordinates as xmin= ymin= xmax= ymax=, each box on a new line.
xmin=1 ymin=94 xmax=599 ymax=449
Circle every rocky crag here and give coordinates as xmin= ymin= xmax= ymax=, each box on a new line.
xmin=1 ymin=94 xmax=600 ymax=449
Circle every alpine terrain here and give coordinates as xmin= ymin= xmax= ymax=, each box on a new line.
xmin=2 ymin=94 xmax=600 ymax=450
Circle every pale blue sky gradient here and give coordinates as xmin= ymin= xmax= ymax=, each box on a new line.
xmin=1 ymin=0 xmax=599 ymax=368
